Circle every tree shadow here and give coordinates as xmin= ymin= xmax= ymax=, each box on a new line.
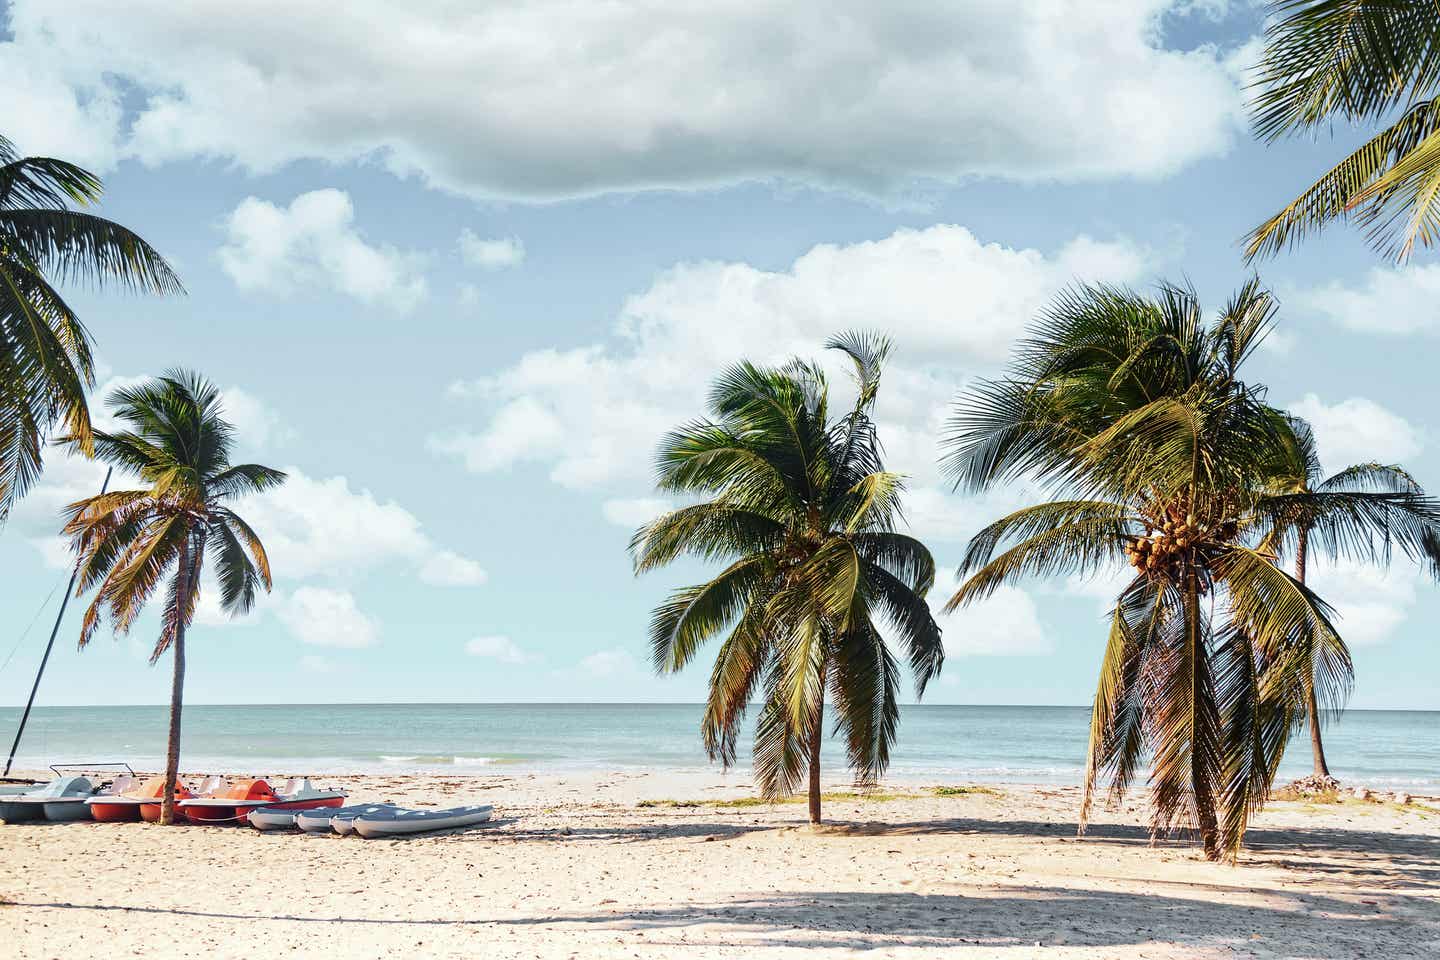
xmin=9 ymin=885 xmax=1433 ymax=954
xmin=490 ymin=886 xmax=1437 ymax=952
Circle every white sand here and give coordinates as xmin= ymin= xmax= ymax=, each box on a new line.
xmin=2 ymin=770 xmax=1437 ymax=958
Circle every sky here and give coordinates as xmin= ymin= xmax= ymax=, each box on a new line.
xmin=1 ymin=0 xmax=1438 ymax=709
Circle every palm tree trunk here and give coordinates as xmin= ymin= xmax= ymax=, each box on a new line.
xmin=807 ymin=667 xmax=826 ymax=825
xmin=1294 ymin=529 xmax=1332 ymax=779
xmin=159 ymin=533 xmax=195 ymax=826
xmin=1186 ymin=571 xmax=1220 ymax=861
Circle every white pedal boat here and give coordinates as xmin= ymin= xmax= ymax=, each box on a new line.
xmin=297 ymin=803 xmax=399 ymax=835
xmin=352 ymin=804 xmax=493 ymax=838
xmin=1 ymin=775 xmax=96 ymax=822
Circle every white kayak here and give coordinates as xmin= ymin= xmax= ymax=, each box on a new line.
xmin=295 ymin=803 xmax=398 ymax=835
xmin=247 ymin=808 xmax=300 ymax=831
xmin=352 ymin=804 xmax=493 ymax=838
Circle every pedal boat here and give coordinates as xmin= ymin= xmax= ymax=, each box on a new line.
xmin=0 ymin=776 xmax=96 ymax=822
xmin=89 ymin=775 xmax=191 ymax=822
xmin=245 ymin=779 xmax=347 ymax=830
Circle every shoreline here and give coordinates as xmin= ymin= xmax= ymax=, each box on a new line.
xmin=4 ymin=774 xmax=1439 ymax=957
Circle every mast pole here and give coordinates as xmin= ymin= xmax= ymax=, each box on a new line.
xmin=4 ymin=467 xmax=112 ymax=778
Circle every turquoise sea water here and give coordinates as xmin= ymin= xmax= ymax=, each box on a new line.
xmin=2 ymin=703 xmax=1437 ymax=789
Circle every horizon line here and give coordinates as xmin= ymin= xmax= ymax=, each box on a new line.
xmin=2 ymin=700 xmax=1434 ymax=713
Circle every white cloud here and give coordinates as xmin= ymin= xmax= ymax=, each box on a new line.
xmin=465 ymin=635 xmax=533 ymax=664
xmin=579 ymin=648 xmax=642 ymax=678
xmin=275 ymin=586 xmax=380 ymax=648
xmin=218 ymin=189 xmax=427 ymax=311
xmin=459 ymin=231 xmax=525 ymax=270
xmin=220 ymin=385 xmax=295 ymax=449
xmin=1306 ymin=559 xmax=1421 ymax=648
xmin=1288 ymin=394 xmax=1424 ymax=474
xmin=0 ymin=27 xmax=121 ymax=170
xmin=234 ymin=469 xmax=487 ymax=588
xmin=1297 ymin=263 xmax=1440 ymax=335
xmin=435 ymin=224 xmax=1154 ymax=505
xmin=3 ymin=1 xmax=1245 ymax=199
xmin=933 ymin=580 xmax=1052 ymax=657
xmin=418 ymin=551 xmax=489 ymax=587
xmin=601 ymin=498 xmax=673 ymax=528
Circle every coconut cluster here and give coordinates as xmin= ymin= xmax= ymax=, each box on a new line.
xmin=1124 ymin=499 xmax=1238 ymax=580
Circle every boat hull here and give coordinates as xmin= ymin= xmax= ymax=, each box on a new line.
xmin=42 ymin=800 xmax=93 ymax=822
xmin=353 ymin=805 xmax=493 ymax=838
xmin=297 ymin=803 xmax=396 ymax=835
xmin=247 ymin=808 xmax=299 ymax=831
xmin=0 ymin=799 xmax=42 ymax=823
xmin=88 ymin=800 xmax=143 ymax=822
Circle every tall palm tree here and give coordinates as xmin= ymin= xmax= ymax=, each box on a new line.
xmin=61 ymin=371 xmax=284 ymax=824
xmin=942 ymin=281 xmax=1440 ymax=859
xmin=1246 ymin=1 xmax=1440 ymax=260
xmin=631 ymin=333 xmax=943 ymax=824
xmin=1260 ymin=416 xmax=1440 ymax=780
xmin=0 ymin=135 xmax=182 ymax=522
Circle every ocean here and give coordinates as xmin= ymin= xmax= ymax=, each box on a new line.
xmin=2 ymin=703 xmax=1437 ymax=790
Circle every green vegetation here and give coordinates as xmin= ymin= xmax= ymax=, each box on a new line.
xmin=1247 ymin=1 xmax=1440 ymax=260
xmin=62 ymin=372 xmax=285 ymax=824
xmin=932 ymin=785 xmax=1002 ymax=797
xmin=0 ymin=135 xmax=181 ymax=522
xmin=631 ymin=333 xmax=943 ymax=825
xmin=941 ymin=281 xmax=1440 ymax=860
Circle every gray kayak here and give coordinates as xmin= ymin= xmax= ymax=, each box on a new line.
xmin=247 ymin=807 xmax=300 ymax=831
xmin=296 ymin=803 xmax=399 ymax=835
xmin=352 ymin=804 xmax=493 ymax=838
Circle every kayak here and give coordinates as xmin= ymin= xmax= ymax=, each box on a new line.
xmin=352 ymin=804 xmax=493 ymax=838
xmin=297 ymin=803 xmax=398 ymax=835
xmin=247 ymin=807 xmax=300 ymax=831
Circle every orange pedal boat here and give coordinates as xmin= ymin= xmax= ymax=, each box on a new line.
xmin=88 ymin=775 xmax=193 ymax=822
xmin=177 ymin=779 xmax=276 ymax=824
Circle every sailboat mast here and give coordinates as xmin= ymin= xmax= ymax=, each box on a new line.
xmin=4 ymin=467 xmax=113 ymax=778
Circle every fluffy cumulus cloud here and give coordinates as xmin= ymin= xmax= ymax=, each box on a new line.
xmin=1288 ymin=394 xmax=1424 ymax=474
xmin=2 ymin=1 xmax=1245 ymax=198
xmin=932 ymin=579 xmax=1052 ymax=658
xmin=1296 ymin=263 xmax=1440 ymax=335
xmin=218 ymin=190 xmax=427 ymax=311
xmin=433 ymin=223 xmax=1154 ymax=537
xmin=234 ymin=469 xmax=487 ymax=586
xmin=1306 ymin=559 xmax=1421 ymax=648
xmin=459 ymin=231 xmax=525 ymax=270
xmin=275 ymin=586 xmax=380 ymax=648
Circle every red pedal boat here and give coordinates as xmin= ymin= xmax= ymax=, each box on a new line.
xmin=88 ymin=775 xmax=194 ymax=822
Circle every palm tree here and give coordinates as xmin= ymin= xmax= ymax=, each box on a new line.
xmin=1246 ymin=1 xmax=1440 ymax=261
xmin=1260 ymin=416 xmax=1440 ymax=780
xmin=0 ymin=134 xmax=182 ymax=522
xmin=61 ymin=371 xmax=284 ymax=824
xmin=941 ymin=281 xmax=1440 ymax=859
xmin=631 ymin=333 xmax=943 ymax=824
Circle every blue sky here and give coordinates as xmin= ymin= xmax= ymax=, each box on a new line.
xmin=2 ymin=0 xmax=1438 ymax=709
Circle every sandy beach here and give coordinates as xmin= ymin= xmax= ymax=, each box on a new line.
xmin=1 ymin=771 xmax=1437 ymax=959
